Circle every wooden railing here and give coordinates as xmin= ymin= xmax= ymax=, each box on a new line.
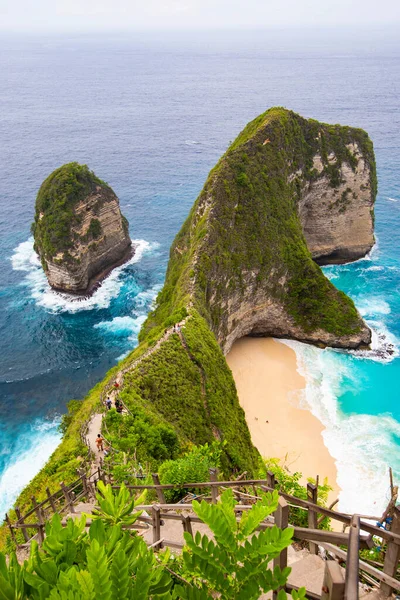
xmin=6 ymin=470 xmax=400 ymax=600
xmin=5 ymin=467 xmax=102 ymax=547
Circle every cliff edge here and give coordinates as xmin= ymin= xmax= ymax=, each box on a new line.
xmin=5 ymin=109 xmax=377 ymax=525
xmin=143 ymin=108 xmax=376 ymax=352
xmin=32 ymin=163 xmax=132 ymax=294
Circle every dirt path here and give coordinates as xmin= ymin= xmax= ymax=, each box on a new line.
xmin=89 ymin=318 xmax=196 ymax=459
xmin=87 ymin=412 xmax=104 ymax=465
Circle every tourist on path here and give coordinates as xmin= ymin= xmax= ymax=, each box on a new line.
xmin=95 ymin=433 xmax=104 ymax=452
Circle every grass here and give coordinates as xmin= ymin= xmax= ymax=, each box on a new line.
xmin=31 ymin=163 xmax=110 ymax=262
xmin=2 ymin=108 xmax=376 ymax=550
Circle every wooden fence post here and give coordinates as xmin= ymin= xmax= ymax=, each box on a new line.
xmin=152 ymin=505 xmax=162 ymax=551
xmin=78 ymin=469 xmax=89 ymax=498
xmin=273 ymin=496 xmax=288 ymax=600
xmin=267 ymin=471 xmax=276 ymax=489
xmin=98 ymin=459 xmax=106 ymax=484
xmin=15 ymin=507 xmax=29 ymax=543
xmin=5 ymin=514 xmax=17 ymax=546
xmin=60 ymin=481 xmax=75 ymax=513
xmin=46 ymin=487 xmax=57 ymax=513
xmin=307 ymin=482 xmax=318 ymax=555
xmin=152 ymin=473 xmax=166 ymax=504
xmin=209 ymin=468 xmax=219 ymax=504
xmin=381 ymin=505 xmax=400 ymax=597
xmin=31 ymin=496 xmax=45 ymax=545
xmin=344 ymin=515 xmax=360 ymax=600
xmin=321 ymin=561 xmax=345 ymax=600
xmin=181 ymin=515 xmax=193 ymax=537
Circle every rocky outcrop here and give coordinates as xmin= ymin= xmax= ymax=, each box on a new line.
xmin=299 ymin=143 xmax=375 ymax=264
xmin=32 ymin=163 xmax=132 ymax=294
xmin=144 ymin=108 xmax=376 ymax=353
xmin=11 ymin=110 xmax=378 ymax=514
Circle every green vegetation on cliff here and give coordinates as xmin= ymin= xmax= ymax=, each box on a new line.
xmin=3 ymin=109 xmax=376 ymax=549
xmin=31 ymin=163 xmax=109 ymax=261
xmin=143 ymin=108 xmax=375 ymax=342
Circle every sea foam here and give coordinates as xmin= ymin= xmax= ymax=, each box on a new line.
xmin=0 ymin=418 xmax=61 ymax=519
xmin=10 ymin=237 xmax=159 ymax=313
xmin=283 ymin=339 xmax=400 ymax=516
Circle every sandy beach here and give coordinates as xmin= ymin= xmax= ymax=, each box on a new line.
xmin=226 ymin=337 xmax=340 ymax=503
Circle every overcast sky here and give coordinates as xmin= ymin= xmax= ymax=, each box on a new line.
xmin=1 ymin=0 xmax=399 ymax=32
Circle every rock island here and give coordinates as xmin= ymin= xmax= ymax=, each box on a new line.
xmin=8 ymin=108 xmax=377 ymax=522
xmin=32 ymin=162 xmax=132 ymax=294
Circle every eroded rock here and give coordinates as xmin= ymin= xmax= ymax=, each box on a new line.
xmin=32 ymin=163 xmax=132 ymax=294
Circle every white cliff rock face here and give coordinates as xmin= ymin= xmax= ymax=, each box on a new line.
xmin=44 ymin=186 xmax=132 ymax=294
xmin=299 ymin=144 xmax=375 ymax=264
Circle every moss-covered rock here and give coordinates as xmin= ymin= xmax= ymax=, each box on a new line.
xmin=3 ymin=109 xmax=377 ymax=542
xmin=32 ymin=163 xmax=132 ymax=294
xmin=143 ymin=107 xmax=375 ymax=351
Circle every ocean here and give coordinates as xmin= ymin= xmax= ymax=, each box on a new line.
xmin=0 ymin=30 xmax=399 ymax=518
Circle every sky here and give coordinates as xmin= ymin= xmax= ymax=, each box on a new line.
xmin=0 ymin=0 xmax=400 ymax=33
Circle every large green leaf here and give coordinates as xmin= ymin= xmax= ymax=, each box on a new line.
xmin=86 ymin=539 xmax=112 ymax=600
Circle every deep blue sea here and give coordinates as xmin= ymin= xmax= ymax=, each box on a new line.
xmin=1 ymin=31 xmax=399 ymax=517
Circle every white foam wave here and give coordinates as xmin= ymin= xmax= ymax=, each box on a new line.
xmin=134 ymin=283 xmax=162 ymax=309
xmin=361 ymin=265 xmax=385 ymax=273
xmin=357 ymin=296 xmax=391 ymax=317
xmin=282 ymin=340 xmax=399 ymax=515
xmin=94 ymin=314 xmax=147 ymax=337
xmin=10 ymin=237 xmax=160 ymax=313
xmin=352 ymin=320 xmax=399 ymax=363
xmin=0 ymin=418 xmax=61 ymax=519
xmin=94 ymin=282 xmax=162 ymax=362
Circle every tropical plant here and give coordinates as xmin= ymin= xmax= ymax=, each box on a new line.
xmin=159 ymin=442 xmax=223 ymax=503
xmin=0 ymin=486 xmax=305 ymax=599
xmin=262 ymin=458 xmax=332 ymax=529
xmin=174 ymin=488 xmax=305 ymax=600
xmin=90 ymin=481 xmax=143 ymax=527
xmin=0 ymin=513 xmax=172 ymax=599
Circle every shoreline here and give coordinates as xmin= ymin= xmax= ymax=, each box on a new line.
xmin=226 ymin=337 xmax=340 ymax=505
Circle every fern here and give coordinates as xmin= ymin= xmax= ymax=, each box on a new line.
xmin=182 ymin=488 xmax=301 ymax=599
xmin=0 ymin=486 xmax=304 ymax=600
xmin=86 ymin=539 xmax=112 ymax=600
xmin=91 ymin=481 xmax=143 ymax=527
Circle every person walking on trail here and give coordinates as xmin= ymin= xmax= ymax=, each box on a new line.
xmin=95 ymin=434 xmax=104 ymax=452
xmin=106 ymin=397 xmax=112 ymax=410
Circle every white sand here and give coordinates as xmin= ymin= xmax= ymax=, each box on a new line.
xmin=226 ymin=337 xmax=340 ymax=503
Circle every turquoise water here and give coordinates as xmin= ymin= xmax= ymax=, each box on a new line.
xmin=0 ymin=31 xmax=399 ymax=516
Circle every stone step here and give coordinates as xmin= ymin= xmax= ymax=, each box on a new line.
xmin=287 ymin=554 xmax=326 ymax=595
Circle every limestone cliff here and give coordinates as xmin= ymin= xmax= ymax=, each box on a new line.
xmin=300 ymin=142 xmax=375 ymax=264
xmin=143 ymin=108 xmax=376 ymax=352
xmin=32 ymin=163 xmax=132 ymax=294
xmin=6 ymin=109 xmax=378 ymax=517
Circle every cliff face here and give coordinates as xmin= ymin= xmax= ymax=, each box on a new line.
xmin=8 ymin=109 xmax=378 ymax=517
xmin=300 ymin=142 xmax=375 ymax=264
xmin=32 ymin=163 xmax=132 ymax=294
xmin=143 ymin=108 xmax=376 ymax=353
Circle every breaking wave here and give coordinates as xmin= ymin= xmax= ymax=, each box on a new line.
xmin=283 ymin=339 xmax=400 ymax=516
xmin=10 ymin=237 xmax=160 ymax=313
xmin=0 ymin=418 xmax=61 ymax=519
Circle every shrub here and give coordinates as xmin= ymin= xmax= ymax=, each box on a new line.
xmin=0 ymin=486 xmax=305 ymax=600
xmin=262 ymin=458 xmax=332 ymax=529
xmin=159 ymin=443 xmax=223 ymax=503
